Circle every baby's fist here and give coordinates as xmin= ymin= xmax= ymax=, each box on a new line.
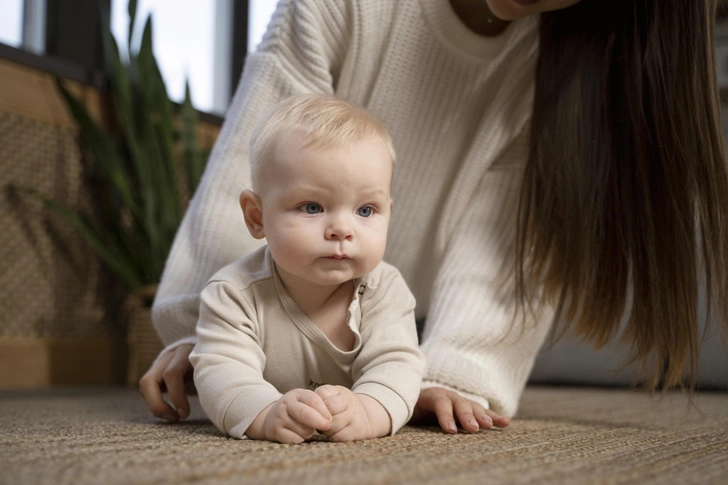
xmin=264 ymin=389 xmax=332 ymax=444
xmin=315 ymin=385 xmax=371 ymax=442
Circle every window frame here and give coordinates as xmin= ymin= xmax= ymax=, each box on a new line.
xmin=0 ymin=0 xmax=252 ymax=123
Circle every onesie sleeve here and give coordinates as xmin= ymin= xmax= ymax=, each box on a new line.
xmin=419 ymin=127 xmax=554 ymax=418
xmin=151 ymin=0 xmax=352 ymax=349
xmin=351 ymin=269 xmax=426 ymax=435
xmin=189 ymin=281 xmax=282 ymax=439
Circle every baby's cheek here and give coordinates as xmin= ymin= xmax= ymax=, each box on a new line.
xmin=270 ymin=233 xmax=301 ymax=258
xmin=362 ymin=235 xmax=388 ymax=272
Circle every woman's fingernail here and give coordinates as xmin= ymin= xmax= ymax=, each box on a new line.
xmin=448 ymin=422 xmax=457 ymax=432
xmin=482 ymin=416 xmax=493 ymax=425
xmin=469 ymin=419 xmax=479 ymax=429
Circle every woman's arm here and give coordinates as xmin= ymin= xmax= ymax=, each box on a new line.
xmin=418 ymin=127 xmax=553 ymax=420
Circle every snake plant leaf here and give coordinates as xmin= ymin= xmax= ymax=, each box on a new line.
xmin=55 ymin=78 xmax=142 ymax=223
xmin=16 ymin=187 xmax=143 ymax=289
xmin=137 ymin=15 xmax=178 ymax=204
xmin=135 ymin=15 xmax=180 ymax=275
xmin=138 ymin=15 xmax=174 ymax=167
xmin=35 ymin=0 xmax=211 ymax=290
xmin=181 ymin=80 xmax=205 ymax=194
xmin=127 ymin=0 xmax=138 ymax=49
xmin=90 ymin=180 xmax=156 ymax=285
xmin=98 ymin=0 xmax=155 ymax=229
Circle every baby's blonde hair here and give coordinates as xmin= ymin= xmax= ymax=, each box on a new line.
xmin=249 ymin=94 xmax=396 ymax=190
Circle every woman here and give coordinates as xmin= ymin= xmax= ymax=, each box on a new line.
xmin=141 ymin=0 xmax=728 ymax=433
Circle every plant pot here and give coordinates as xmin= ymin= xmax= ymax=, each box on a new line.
xmin=125 ymin=285 xmax=162 ymax=386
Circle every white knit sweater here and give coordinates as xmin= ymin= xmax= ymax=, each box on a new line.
xmin=152 ymin=0 xmax=553 ymax=417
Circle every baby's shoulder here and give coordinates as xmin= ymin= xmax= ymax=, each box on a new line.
xmin=359 ymin=260 xmax=411 ymax=301
xmin=206 ymin=245 xmax=274 ymax=292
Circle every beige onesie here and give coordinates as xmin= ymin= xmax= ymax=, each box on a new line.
xmin=190 ymin=246 xmax=426 ymax=439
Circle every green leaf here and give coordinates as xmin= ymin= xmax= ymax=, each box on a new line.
xmin=127 ymin=0 xmax=138 ymax=49
xmin=55 ymin=78 xmax=142 ymax=223
xmin=181 ymin=81 xmax=205 ymax=194
xmin=37 ymin=0 xmax=211 ymax=289
xmin=99 ymin=6 xmax=161 ymax=270
xmin=134 ymin=14 xmax=180 ymax=275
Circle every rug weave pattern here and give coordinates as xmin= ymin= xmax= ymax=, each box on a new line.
xmin=1 ymin=386 xmax=726 ymax=484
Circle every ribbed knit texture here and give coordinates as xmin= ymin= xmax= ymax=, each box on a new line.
xmin=153 ymin=0 xmax=545 ymax=417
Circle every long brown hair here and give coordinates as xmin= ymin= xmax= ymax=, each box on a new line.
xmin=516 ymin=0 xmax=728 ymax=390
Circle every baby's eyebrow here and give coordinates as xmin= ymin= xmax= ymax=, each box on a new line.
xmin=285 ymin=184 xmax=325 ymax=195
xmin=358 ymin=188 xmax=389 ymax=199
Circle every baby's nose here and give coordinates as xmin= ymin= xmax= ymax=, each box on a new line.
xmin=325 ymin=215 xmax=353 ymax=241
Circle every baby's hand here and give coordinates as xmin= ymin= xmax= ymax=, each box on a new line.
xmin=262 ymin=389 xmax=332 ymax=444
xmin=314 ymin=385 xmax=374 ymax=442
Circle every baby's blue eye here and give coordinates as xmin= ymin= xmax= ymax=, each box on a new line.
xmin=300 ymin=203 xmax=322 ymax=214
xmin=356 ymin=206 xmax=373 ymax=218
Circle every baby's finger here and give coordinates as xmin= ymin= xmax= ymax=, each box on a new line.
xmin=297 ymin=390 xmax=333 ymax=423
xmin=278 ymin=418 xmax=316 ymax=441
xmin=452 ymin=397 xmax=479 ymax=433
xmin=272 ymin=427 xmax=306 ymax=445
xmin=321 ymin=394 xmax=348 ymax=415
xmin=314 ymin=384 xmax=340 ymax=401
xmin=320 ymin=408 xmax=352 ymax=437
xmin=289 ymin=400 xmax=331 ymax=431
xmin=328 ymin=424 xmax=357 ymax=443
xmin=431 ymin=395 xmax=458 ymax=434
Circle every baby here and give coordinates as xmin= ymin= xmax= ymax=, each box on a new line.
xmin=189 ymin=94 xmax=426 ymax=444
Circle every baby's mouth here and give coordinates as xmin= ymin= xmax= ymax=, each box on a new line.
xmin=326 ymin=254 xmax=350 ymax=260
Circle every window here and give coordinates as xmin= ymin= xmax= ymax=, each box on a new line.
xmin=0 ymin=0 xmax=24 ymax=48
xmin=1 ymin=0 xmax=278 ymax=116
xmin=248 ymin=0 xmax=277 ymax=53
xmin=0 ymin=0 xmax=44 ymax=53
xmin=111 ymin=0 xmax=233 ymax=116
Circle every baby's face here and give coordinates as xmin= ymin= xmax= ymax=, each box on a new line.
xmin=258 ymin=134 xmax=393 ymax=288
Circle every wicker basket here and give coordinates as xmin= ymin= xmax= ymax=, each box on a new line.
xmin=125 ymin=285 xmax=162 ymax=386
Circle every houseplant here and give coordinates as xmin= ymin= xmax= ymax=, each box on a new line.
xmin=22 ymin=0 xmax=208 ymax=384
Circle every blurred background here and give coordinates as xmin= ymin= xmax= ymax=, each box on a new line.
xmin=0 ymin=0 xmax=277 ymax=388
xmin=0 ymin=0 xmax=727 ymax=390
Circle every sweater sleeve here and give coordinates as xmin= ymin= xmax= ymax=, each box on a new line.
xmin=151 ymin=0 xmax=350 ymax=348
xmin=418 ymin=127 xmax=554 ymax=418
xmin=351 ymin=269 xmax=426 ymax=435
xmin=189 ymin=281 xmax=282 ymax=439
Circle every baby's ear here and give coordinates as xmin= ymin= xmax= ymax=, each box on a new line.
xmin=239 ymin=190 xmax=265 ymax=239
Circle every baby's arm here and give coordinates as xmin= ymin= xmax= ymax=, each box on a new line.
xmin=191 ymin=280 xmax=283 ymax=439
xmin=246 ymin=389 xmax=332 ymax=444
xmin=314 ymin=385 xmax=390 ymax=442
xmin=348 ymin=268 xmax=427 ymax=436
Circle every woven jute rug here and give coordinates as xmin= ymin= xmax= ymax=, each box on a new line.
xmin=0 ymin=386 xmax=726 ymax=485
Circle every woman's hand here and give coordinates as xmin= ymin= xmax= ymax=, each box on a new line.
xmin=139 ymin=344 xmax=195 ymax=422
xmin=409 ymin=387 xmax=510 ymax=433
